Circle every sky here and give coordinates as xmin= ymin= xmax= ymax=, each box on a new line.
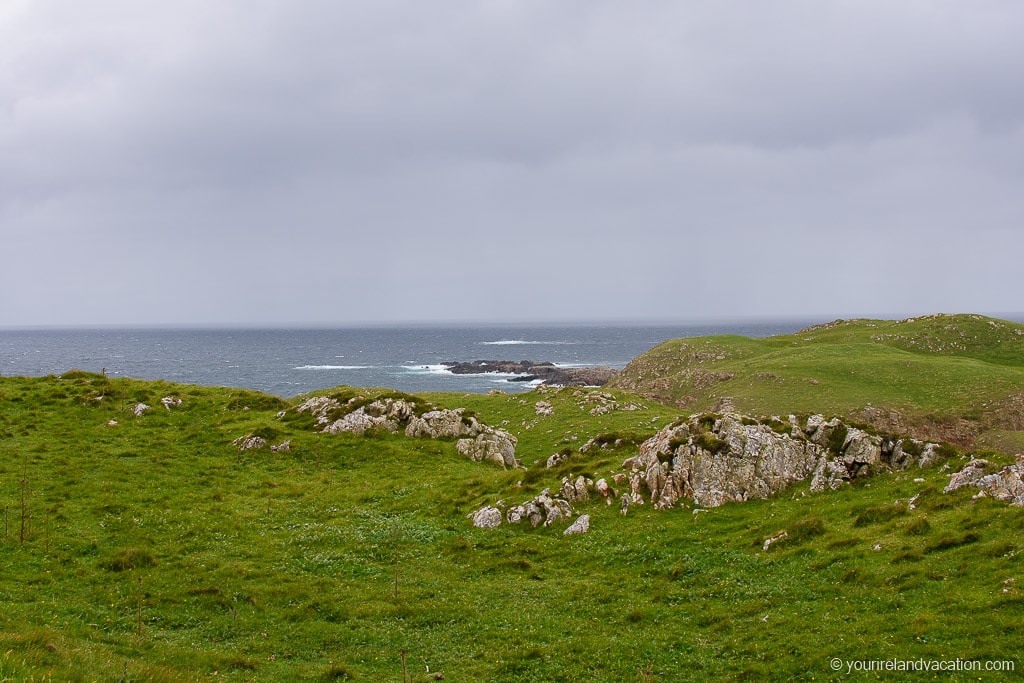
xmin=2 ymin=1 xmax=1023 ymax=327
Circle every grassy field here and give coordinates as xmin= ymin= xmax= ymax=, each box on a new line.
xmin=608 ymin=314 xmax=1024 ymax=447
xmin=1 ymin=369 xmax=1022 ymax=681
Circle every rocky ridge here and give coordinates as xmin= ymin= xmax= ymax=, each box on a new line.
xmin=616 ymin=412 xmax=942 ymax=509
xmin=944 ymin=455 xmax=1024 ymax=505
xmin=235 ymin=393 xmax=522 ymax=468
xmin=471 ymin=410 xmax=950 ymax=532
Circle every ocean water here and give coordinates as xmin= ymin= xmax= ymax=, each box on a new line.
xmin=0 ymin=321 xmax=820 ymax=397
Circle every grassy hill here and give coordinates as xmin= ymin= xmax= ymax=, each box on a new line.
xmin=1 ymin=370 xmax=1022 ymax=680
xmin=608 ymin=313 xmax=1024 ymax=449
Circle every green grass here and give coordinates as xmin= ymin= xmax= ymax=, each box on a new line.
xmin=609 ymin=314 xmax=1024 ymax=448
xmin=1 ymin=372 xmax=1022 ymax=680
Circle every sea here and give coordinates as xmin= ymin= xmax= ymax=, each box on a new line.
xmin=0 ymin=320 xmax=823 ymax=397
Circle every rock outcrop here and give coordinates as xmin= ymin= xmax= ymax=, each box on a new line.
xmin=405 ymin=409 xmax=480 ymax=439
xmin=620 ymin=412 xmax=945 ymax=509
xmin=233 ymin=435 xmax=267 ymax=451
xmin=443 ymin=360 xmax=618 ymax=387
xmin=456 ymin=428 xmax=521 ymax=469
xmin=469 ymin=506 xmax=503 ymax=529
xmin=505 ymin=489 xmax=574 ymax=528
xmin=293 ymin=393 xmax=519 ymax=468
xmin=564 ymin=514 xmax=590 ymax=535
xmin=624 ymin=414 xmax=826 ymax=508
xmin=944 ymin=456 xmax=1024 ymax=505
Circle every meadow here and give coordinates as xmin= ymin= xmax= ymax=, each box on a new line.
xmin=609 ymin=314 xmax=1024 ymax=448
xmin=1 ymin=367 xmax=1022 ymax=681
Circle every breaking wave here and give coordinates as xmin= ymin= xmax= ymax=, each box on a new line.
xmin=401 ymin=364 xmax=453 ymax=374
xmin=479 ymin=340 xmax=578 ymax=346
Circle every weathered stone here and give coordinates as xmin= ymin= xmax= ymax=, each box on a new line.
xmin=841 ymin=428 xmax=882 ymax=469
xmin=132 ymin=403 xmax=150 ymax=416
xmin=546 ymin=450 xmax=570 ymax=468
xmin=504 ymin=488 xmax=574 ymax=528
xmin=805 ymin=414 xmax=825 ymax=435
xmin=323 ymin=407 xmax=398 ymax=435
xmin=944 ymin=459 xmax=990 ymax=493
xmin=564 ymin=514 xmax=590 ymax=535
xmin=918 ymin=443 xmax=942 ymax=468
xmin=161 ymin=396 xmax=182 ymax=410
xmin=627 ymin=413 xmax=827 ymax=508
xmin=233 ymin=435 xmax=267 ymax=451
xmin=270 ymin=440 xmax=291 ymax=453
xmin=296 ymin=396 xmax=340 ymax=425
xmin=405 ymin=409 xmax=478 ymax=439
xmin=470 ymin=506 xmax=503 ymax=529
xmin=456 ymin=428 xmax=520 ymax=469
xmin=535 ymin=401 xmax=553 ymax=416
xmin=810 ymin=456 xmax=849 ymax=492
xmin=945 ymin=456 xmax=1024 ymax=505
xmin=808 ymin=417 xmax=844 ymax=448
xmin=763 ymin=530 xmax=788 ymax=551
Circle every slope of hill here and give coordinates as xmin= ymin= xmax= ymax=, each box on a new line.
xmin=607 ymin=314 xmax=1024 ymax=447
xmin=1 ymin=370 xmax=1022 ymax=680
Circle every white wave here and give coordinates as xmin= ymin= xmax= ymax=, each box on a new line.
xmin=402 ymin=364 xmax=453 ymax=374
xmin=479 ymin=340 xmax=578 ymax=346
xmin=294 ymin=365 xmax=371 ymax=370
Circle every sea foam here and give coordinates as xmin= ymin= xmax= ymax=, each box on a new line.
xmin=479 ymin=340 xmax=578 ymax=346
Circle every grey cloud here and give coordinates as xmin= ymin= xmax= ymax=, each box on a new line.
xmin=1 ymin=1 xmax=1023 ymax=326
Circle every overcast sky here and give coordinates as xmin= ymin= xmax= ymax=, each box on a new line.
xmin=2 ymin=1 xmax=1023 ymax=327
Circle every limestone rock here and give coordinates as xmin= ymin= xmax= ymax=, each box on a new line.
xmin=270 ymin=440 xmax=291 ymax=453
xmin=161 ymin=396 xmax=182 ymax=410
xmin=627 ymin=413 xmax=827 ymax=508
xmin=805 ymin=414 xmax=825 ymax=435
xmin=406 ymin=409 xmax=479 ymax=439
xmin=841 ymin=428 xmax=882 ymax=472
xmin=323 ymin=408 xmax=398 ymax=435
xmin=807 ymin=417 xmax=844 ymax=448
xmin=456 ymin=428 xmax=520 ymax=469
xmin=560 ymin=475 xmax=592 ymax=503
xmin=470 ymin=506 xmax=503 ymax=529
xmin=945 ymin=457 xmax=1024 ymax=505
xmin=535 ymin=401 xmax=553 ymax=416
xmin=810 ymin=457 xmax=849 ymax=492
xmin=233 ymin=435 xmax=267 ymax=451
xmin=546 ymin=450 xmax=571 ymax=468
xmin=132 ymin=403 xmax=150 ymax=416
xmin=919 ymin=443 xmax=943 ymax=468
xmin=505 ymin=489 xmax=572 ymax=528
xmin=296 ymin=396 xmax=341 ymax=425
xmin=944 ymin=459 xmax=990 ymax=493
xmin=564 ymin=514 xmax=590 ymax=535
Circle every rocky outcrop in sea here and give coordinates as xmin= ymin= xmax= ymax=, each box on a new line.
xmin=444 ymin=360 xmax=618 ymax=387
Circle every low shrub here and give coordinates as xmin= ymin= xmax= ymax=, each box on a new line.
xmin=853 ymin=503 xmax=906 ymax=527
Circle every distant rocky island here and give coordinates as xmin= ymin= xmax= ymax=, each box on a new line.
xmin=444 ymin=360 xmax=618 ymax=386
